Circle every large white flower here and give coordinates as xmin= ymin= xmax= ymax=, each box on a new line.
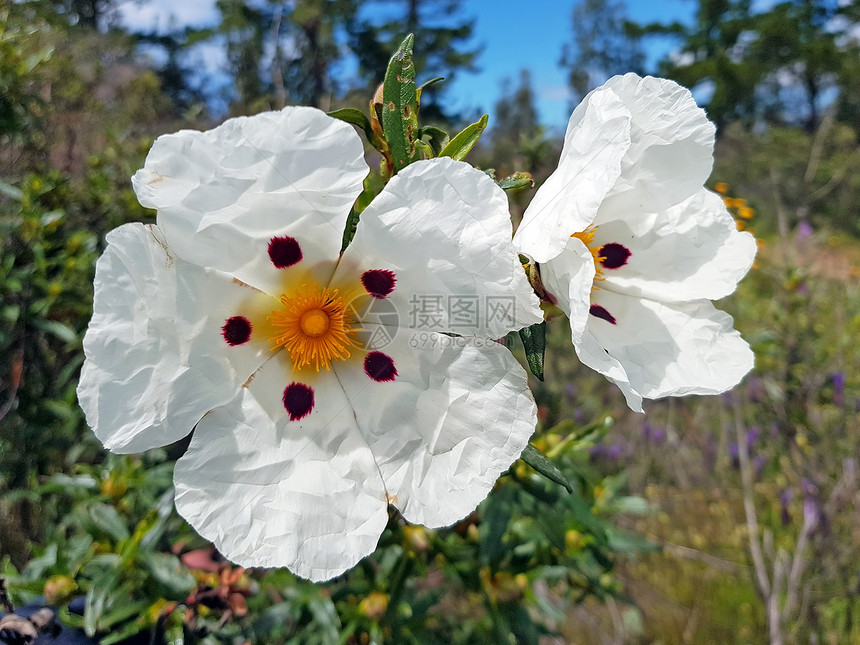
xmin=77 ymin=107 xmax=543 ymax=582
xmin=513 ymin=74 xmax=757 ymax=412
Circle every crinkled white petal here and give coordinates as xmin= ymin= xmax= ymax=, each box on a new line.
xmin=598 ymin=74 xmax=716 ymax=217
xmin=333 ymin=331 xmax=536 ymax=527
xmin=513 ymin=86 xmax=631 ymax=263
xmin=336 ymin=157 xmax=542 ymax=336
xmin=174 ymin=354 xmax=388 ymax=583
xmin=77 ymin=223 xmax=267 ymax=453
xmin=594 ymin=188 xmax=758 ymax=301
xmin=132 ymin=107 xmax=368 ymax=294
xmin=540 ymin=237 xmax=596 ymax=345
xmin=577 ymin=290 xmax=754 ymax=410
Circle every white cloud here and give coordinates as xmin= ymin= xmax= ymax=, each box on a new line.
xmin=117 ymin=0 xmax=219 ymax=34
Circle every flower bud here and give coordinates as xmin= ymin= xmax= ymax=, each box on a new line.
xmin=43 ymin=575 xmax=77 ymax=604
xmin=359 ymin=591 xmax=388 ymax=621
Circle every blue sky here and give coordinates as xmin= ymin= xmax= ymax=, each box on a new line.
xmin=118 ymin=0 xmax=698 ymax=131
xmin=452 ymin=0 xmax=696 ymax=131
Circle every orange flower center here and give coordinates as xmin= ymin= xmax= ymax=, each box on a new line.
xmin=268 ymin=284 xmax=356 ymax=371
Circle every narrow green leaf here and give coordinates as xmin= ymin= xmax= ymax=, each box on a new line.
xmin=417 ymin=76 xmax=445 ymax=94
xmin=84 ymin=568 xmax=121 ymax=636
xmin=340 ymin=207 xmax=362 ymax=255
xmin=99 ymin=614 xmax=150 ymax=645
xmin=439 ymin=114 xmax=488 ymax=161
xmin=97 ymin=599 xmax=151 ymax=631
xmin=382 ymin=34 xmax=420 ymax=172
xmin=518 ymin=321 xmax=546 ymax=381
xmin=33 ymin=319 xmax=77 ymax=344
xmin=341 ymin=174 xmax=383 ymax=253
xmin=498 ymin=172 xmax=535 ymax=192
xmin=416 ymin=76 xmax=445 ymax=104
xmin=0 ymin=179 xmax=23 ymax=201
xmin=520 ymin=444 xmax=573 ymax=493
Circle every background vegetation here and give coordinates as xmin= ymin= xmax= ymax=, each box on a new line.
xmin=1 ymin=1 xmax=858 ymax=643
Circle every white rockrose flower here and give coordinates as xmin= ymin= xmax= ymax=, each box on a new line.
xmin=78 ymin=106 xmax=543 ymax=582
xmin=514 ymin=74 xmax=757 ymax=412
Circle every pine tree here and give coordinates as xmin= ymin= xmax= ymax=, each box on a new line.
xmin=347 ymin=0 xmax=479 ymax=123
xmin=560 ymin=0 xmax=645 ymax=104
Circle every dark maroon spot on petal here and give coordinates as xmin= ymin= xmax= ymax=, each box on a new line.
xmin=268 ymin=236 xmax=302 ymax=268
xmin=361 ymin=269 xmax=397 ymax=299
xmin=283 ymin=382 xmax=314 ymax=420
xmin=589 ymin=305 xmax=617 ymax=325
xmin=598 ymin=243 xmax=631 ymax=269
xmin=364 ymin=351 xmax=398 ymax=382
xmin=222 ymin=316 xmax=252 ymax=345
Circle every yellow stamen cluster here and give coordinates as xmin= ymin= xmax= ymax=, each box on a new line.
xmin=268 ymin=285 xmax=356 ymax=371
xmin=571 ymin=225 xmax=605 ymax=285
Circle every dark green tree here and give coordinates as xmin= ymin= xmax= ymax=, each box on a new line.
xmin=560 ymin=0 xmax=645 ymax=103
xmin=347 ymin=0 xmax=480 ymax=123
xmin=649 ymin=0 xmax=758 ymax=130
xmin=746 ymin=0 xmax=843 ymax=131
xmin=134 ymin=26 xmax=209 ymax=114
xmin=642 ymin=0 xmax=856 ymax=132
xmin=281 ymin=0 xmax=356 ymax=108
xmin=216 ymin=0 xmax=269 ymax=112
xmin=491 ymin=70 xmax=540 ymax=173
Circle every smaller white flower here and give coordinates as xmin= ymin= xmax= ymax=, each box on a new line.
xmin=514 ymin=74 xmax=757 ymax=412
xmin=78 ymin=107 xmax=543 ymax=581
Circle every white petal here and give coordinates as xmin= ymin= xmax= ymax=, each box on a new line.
xmin=577 ymin=290 xmax=754 ymax=410
xmin=598 ymin=74 xmax=715 ymax=217
xmin=540 ymin=236 xmax=597 ymax=345
xmin=174 ymin=355 xmax=388 ymax=582
xmin=132 ymin=107 xmax=368 ymax=294
xmin=333 ymin=331 xmax=536 ymax=527
xmin=513 ymin=86 xmax=631 ymax=263
xmin=595 ymin=188 xmax=758 ymax=301
xmin=77 ymin=224 xmax=269 ymax=453
xmin=335 ymin=157 xmax=542 ymax=337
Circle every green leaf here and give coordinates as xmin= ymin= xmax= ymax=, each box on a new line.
xmin=499 ymin=172 xmax=534 ymax=192
xmin=382 ymin=34 xmax=420 ymax=173
xmin=33 ymin=319 xmax=77 ymax=344
xmin=605 ymin=527 xmax=660 ymax=553
xmin=139 ymin=490 xmax=176 ymax=550
xmin=137 ymin=551 xmax=196 ymax=595
xmin=89 ymin=503 xmax=130 ymax=542
xmin=518 ymin=321 xmax=546 ymax=381
xmin=520 ymin=444 xmax=573 ymax=493
xmin=98 ymin=612 xmax=150 ymax=645
xmin=479 ymin=485 xmax=516 ymax=565
xmin=328 ymin=107 xmax=371 ymax=136
xmin=97 ymin=598 xmax=151 ymax=631
xmin=328 ymin=107 xmax=384 ymax=151
xmin=609 ymin=495 xmax=652 ymax=515
xmin=84 ymin=567 xmax=121 ymax=636
xmin=340 ymin=207 xmax=362 ymax=254
xmin=341 ymin=173 xmax=385 ymax=253
xmin=439 ymin=114 xmax=489 ymax=161
xmin=39 ymin=210 xmax=64 ymax=226
xmin=0 ymin=179 xmax=23 ymax=201
xmin=416 ymin=76 xmax=445 ymax=99
xmin=418 ymin=126 xmax=449 ymax=156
